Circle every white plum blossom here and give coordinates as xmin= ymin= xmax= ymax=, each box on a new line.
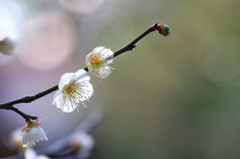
xmin=86 ymin=46 xmax=114 ymax=78
xmin=69 ymin=131 xmax=94 ymax=152
xmin=9 ymin=128 xmax=23 ymax=149
xmin=25 ymin=148 xmax=50 ymax=159
xmin=52 ymin=69 xmax=93 ymax=113
xmin=21 ymin=119 xmax=48 ymax=148
xmin=69 ymin=131 xmax=94 ymax=158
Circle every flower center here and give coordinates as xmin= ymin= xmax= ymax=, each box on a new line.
xmin=63 ymin=82 xmax=78 ymax=97
xmin=90 ymin=54 xmax=101 ymax=66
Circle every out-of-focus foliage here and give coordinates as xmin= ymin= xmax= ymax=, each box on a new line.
xmin=1 ymin=0 xmax=240 ymax=159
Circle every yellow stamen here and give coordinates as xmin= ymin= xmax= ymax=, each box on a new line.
xmin=63 ymin=83 xmax=77 ymax=97
xmin=90 ymin=54 xmax=101 ymax=66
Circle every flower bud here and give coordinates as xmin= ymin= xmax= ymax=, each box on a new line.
xmin=0 ymin=35 xmax=18 ymax=55
xmin=155 ymin=24 xmax=171 ymax=36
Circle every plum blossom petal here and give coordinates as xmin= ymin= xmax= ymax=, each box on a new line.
xmin=25 ymin=148 xmax=50 ymax=159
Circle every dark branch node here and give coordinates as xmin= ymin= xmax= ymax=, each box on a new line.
xmin=24 ymin=96 xmax=36 ymax=103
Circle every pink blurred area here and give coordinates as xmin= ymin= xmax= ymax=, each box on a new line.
xmin=0 ymin=0 xmax=109 ymax=157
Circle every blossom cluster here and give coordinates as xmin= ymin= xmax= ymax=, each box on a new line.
xmin=53 ymin=46 xmax=114 ymax=113
xmin=19 ymin=46 xmax=114 ymax=148
xmin=2 ymin=22 xmax=171 ymax=157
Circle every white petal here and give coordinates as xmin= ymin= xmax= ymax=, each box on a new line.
xmin=22 ymin=127 xmax=48 ymax=148
xmin=33 ymin=127 xmax=48 ymax=141
xmin=78 ymin=81 xmax=94 ymax=101
xmin=60 ymin=95 xmax=68 ymax=109
xmin=93 ymin=46 xmax=104 ymax=52
xmin=37 ymin=155 xmax=50 ymax=159
xmin=25 ymin=148 xmax=50 ymax=159
xmin=89 ymin=65 xmax=111 ymax=78
xmin=102 ymin=48 xmax=114 ymax=61
xmin=24 ymin=148 xmax=37 ymax=159
xmin=22 ymin=132 xmax=35 ymax=147
xmin=99 ymin=66 xmax=111 ymax=78
xmin=53 ymin=91 xmax=77 ymax=113
xmin=61 ymin=99 xmax=75 ymax=113
xmin=58 ymin=72 xmax=76 ymax=90
xmin=75 ymin=69 xmax=90 ymax=82
xmin=52 ymin=91 xmax=63 ymax=108
xmin=97 ymin=47 xmax=114 ymax=62
xmin=85 ymin=52 xmax=91 ymax=64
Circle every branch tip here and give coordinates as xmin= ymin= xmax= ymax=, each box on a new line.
xmin=154 ymin=24 xmax=171 ymax=36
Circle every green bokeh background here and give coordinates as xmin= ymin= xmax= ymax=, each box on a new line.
xmin=90 ymin=1 xmax=240 ymax=159
xmin=1 ymin=0 xmax=240 ymax=159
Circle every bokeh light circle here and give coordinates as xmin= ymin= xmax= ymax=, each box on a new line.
xmin=16 ymin=12 xmax=77 ymax=70
xmin=194 ymin=31 xmax=240 ymax=88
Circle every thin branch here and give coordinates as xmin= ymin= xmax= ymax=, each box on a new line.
xmin=9 ymin=106 xmax=38 ymax=120
xmin=0 ymin=85 xmax=58 ymax=120
xmin=114 ymin=23 xmax=170 ymax=57
xmin=113 ymin=24 xmax=155 ymax=57
xmin=0 ymin=85 xmax=58 ymax=109
xmin=0 ymin=23 xmax=170 ymax=120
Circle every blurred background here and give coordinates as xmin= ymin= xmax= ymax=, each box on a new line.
xmin=1 ymin=0 xmax=240 ymax=158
